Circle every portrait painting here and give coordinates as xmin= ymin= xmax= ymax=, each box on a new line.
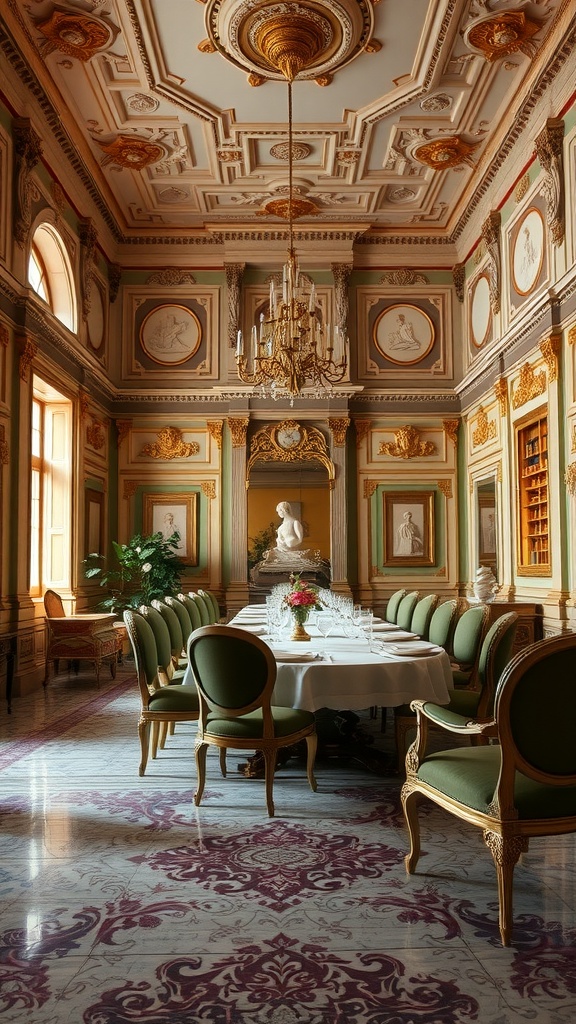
xmin=373 ymin=304 xmax=435 ymax=365
xmin=383 ymin=491 xmax=435 ymax=567
xmin=143 ymin=493 xmax=198 ymax=564
xmin=511 ymin=207 xmax=545 ymax=296
xmin=140 ymin=304 xmax=202 ymax=366
xmin=478 ymin=492 xmax=497 ymax=568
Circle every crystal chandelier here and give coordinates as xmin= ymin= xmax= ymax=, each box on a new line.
xmin=235 ymin=18 xmax=348 ymax=399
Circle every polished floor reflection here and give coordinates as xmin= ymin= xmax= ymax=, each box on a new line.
xmin=2 ymin=663 xmax=576 ymax=1023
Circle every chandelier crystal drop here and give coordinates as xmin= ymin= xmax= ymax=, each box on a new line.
xmin=235 ymin=22 xmax=348 ymax=399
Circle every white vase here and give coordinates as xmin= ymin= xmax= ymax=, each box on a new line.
xmin=473 ymin=566 xmax=498 ymax=603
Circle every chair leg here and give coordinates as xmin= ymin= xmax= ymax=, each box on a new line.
xmin=138 ymin=717 xmax=150 ymax=776
xmin=263 ymin=748 xmax=278 ymax=817
xmin=219 ymin=747 xmax=227 ymax=777
xmin=484 ymin=830 xmax=523 ymax=947
xmin=401 ymin=786 xmax=422 ymax=874
xmin=395 ymin=715 xmax=416 ymax=771
xmin=305 ymin=734 xmax=318 ymax=792
xmin=151 ymin=721 xmax=160 ymax=759
xmin=158 ymin=721 xmax=169 ymax=749
xmin=194 ymin=742 xmax=208 ymax=807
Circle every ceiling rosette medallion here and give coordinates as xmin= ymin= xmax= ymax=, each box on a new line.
xmin=412 ymin=136 xmax=479 ymax=171
xmin=95 ymin=135 xmax=167 ymax=171
xmin=32 ymin=7 xmax=119 ymax=61
xmin=463 ymin=8 xmax=546 ymax=62
xmin=204 ymin=0 xmax=375 ymax=83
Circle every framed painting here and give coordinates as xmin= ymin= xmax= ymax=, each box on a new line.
xmin=469 ymin=272 xmax=491 ymax=348
xmin=511 ymin=207 xmax=545 ymax=296
xmin=140 ymin=304 xmax=202 ymax=366
xmin=143 ymin=493 xmax=198 ymax=564
xmin=373 ymin=303 xmax=435 ymax=365
xmin=478 ymin=492 xmax=497 ymax=568
xmin=85 ymin=489 xmax=104 ymax=557
xmin=383 ymin=490 xmax=435 ymax=567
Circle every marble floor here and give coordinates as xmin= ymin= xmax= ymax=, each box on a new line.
xmin=1 ymin=662 xmax=575 ymax=1023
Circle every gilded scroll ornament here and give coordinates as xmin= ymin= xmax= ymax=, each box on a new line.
xmin=413 ymin=136 xmax=478 ymax=170
xmin=13 ymin=119 xmax=42 ymax=247
xmin=437 ymin=480 xmax=452 ymax=498
xmin=354 ymin=419 xmax=371 ymax=447
xmin=472 ymin=407 xmax=496 ymax=447
xmin=539 ymin=335 xmax=560 ymax=384
xmin=514 ymin=174 xmax=530 ymax=204
xmin=482 ymin=211 xmax=501 ymax=315
xmin=124 ymin=480 xmax=138 ymax=499
xmin=511 ymin=362 xmax=546 ymax=409
xmin=86 ymin=421 xmax=105 ymax=451
xmin=364 ymin=479 xmax=378 ymax=498
xmin=535 ymin=118 xmax=565 ymax=247
xmin=442 ymin=419 xmax=459 ymax=447
xmin=207 ymin=420 xmax=223 ymax=449
xmin=247 ymin=421 xmax=335 ymax=486
xmin=201 ymin=481 xmax=217 ymax=499
xmin=225 ymin=263 xmax=246 ymax=348
xmin=379 ymin=269 xmax=429 ymax=287
xmin=34 ymin=10 xmax=116 ymax=60
xmin=18 ymin=336 xmax=37 ymax=382
xmin=564 ymin=463 xmax=576 ymax=497
xmin=116 ymin=420 xmax=132 ymax=448
xmin=228 ymin=418 xmax=249 ymax=448
xmin=147 ymin=269 xmax=197 ymax=286
xmin=452 ymin=263 xmax=465 ymax=303
xmin=465 ymin=11 xmax=542 ymax=62
xmin=328 ymin=417 xmax=350 ymax=447
xmin=494 ymin=377 xmax=508 ymax=416
xmin=379 ymin=425 xmax=436 ymax=460
xmin=141 ymin=427 xmax=200 ymax=460
xmin=568 ymin=325 xmax=576 ymax=347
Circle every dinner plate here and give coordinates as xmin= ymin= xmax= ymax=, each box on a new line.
xmin=374 ymin=630 xmax=418 ymax=641
xmin=380 ymin=641 xmax=443 ymax=657
xmin=272 ymin=650 xmax=318 ymax=663
xmin=372 ymin=622 xmax=403 ymax=632
xmin=236 ymin=624 xmax=267 ymax=635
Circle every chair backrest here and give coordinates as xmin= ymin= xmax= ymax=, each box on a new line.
xmin=188 ymin=591 xmax=212 ymax=626
xmin=475 ymin=611 xmax=518 ymax=718
xmin=410 ymin=594 xmax=439 ymax=640
xmin=151 ymin=599 xmax=184 ymax=657
xmin=44 ymin=589 xmax=65 ymax=617
xmin=385 ymin=588 xmax=407 ymax=624
xmin=451 ymin=604 xmax=489 ymax=668
xmin=177 ymin=593 xmax=203 ymax=632
xmin=198 ymin=589 xmax=220 ymax=622
xmin=124 ymin=609 xmax=160 ymax=704
xmin=139 ymin=605 xmax=175 ymax=680
xmin=493 ymin=632 xmax=576 ymax=812
xmin=187 ymin=625 xmax=277 ymax=726
xmin=428 ymin=599 xmax=459 ymax=649
xmin=165 ymin=595 xmax=193 ymax=646
xmin=396 ymin=591 xmax=420 ymax=631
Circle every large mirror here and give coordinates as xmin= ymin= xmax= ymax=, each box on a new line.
xmin=476 ymin=476 xmax=498 ymax=579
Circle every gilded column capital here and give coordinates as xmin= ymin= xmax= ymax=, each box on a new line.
xmin=116 ymin=419 xmax=132 ymax=447
xmin=228 ymin=417 xmax=249 ymax=447
xmin=443 ymin=419 xmax=459 ymax=447
xmin=481 ymin=210 xmax=501 ymax=315
xmin=494 ymin=377 xmax=508 ymax=416
xmin=437 ymin=479 xmax=452 ymax=498
xmin=328 ymin=417 xmax=350 ymax=447
xmin=535 ymin=117 xmax=565 ymax=247
xmin=452 ymin=263 xmax=465 ymax=303
xmin=363 ymin=479 xmax=378 ymax=498
xmin=539 ymin=334 xmax=560 ymax=384
xmin=201 ymin=480 xmax=217 ymax=499
xmin=354 ymin=419 xmax=371 ymax=448
xmin=207 ymin=420 xmax=223 ymax=449
xmin=17 ymin=334 xmax=37 ymax=382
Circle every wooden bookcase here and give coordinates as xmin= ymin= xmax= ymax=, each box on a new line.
xmin=516 ymin=410 xmax=550 ymax=575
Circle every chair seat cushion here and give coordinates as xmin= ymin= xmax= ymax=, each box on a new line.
xmin=148 ymin=684 xmax=199 ymax=712
xmin=205 ymin=706 xmax=315 ymax=740
xmin=417 ymin=746 xmax=576 ymax=819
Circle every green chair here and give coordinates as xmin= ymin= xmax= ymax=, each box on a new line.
xmin=177 ymin=593 xmax=203 ymax=632
xmin=188 ymin=591 xmax=213 ymax=626
xmin=450 ymin=603 xmax=490 ymax=687
xmin=198 ymin=589 xmax=221 ymax=622
xmin=427 ymin=599 xmax=459 ymax=650
xmin=151 ymin=599 xmax=187 ymax=669
xmin=139 ymin=605 xmax=186 ymax=685
xmin=396 ymin=591 xmax=420 ymax=631
xmin=401 ymin=631 xmax=576 ymax=946
xmin=385 ymin=589 xmax=407 ymax=624
xmin=188 ymin=625 xmax=317 ymax=817
xmin=410 ymin=594 xmax=439 ymax=640
xmin=164 ymin=595 xmax=194 ymax=651
xmin=123 ymin=610 xmax=199 ymax=777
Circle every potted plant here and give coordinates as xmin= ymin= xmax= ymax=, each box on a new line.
xmin=83 ymin=531 xmax=184 ymax=614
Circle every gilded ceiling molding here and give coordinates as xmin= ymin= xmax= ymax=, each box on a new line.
xmin=207 ymin=420 xmax=223 ymax=449
xmin=141 ymin=427 xmax=200 ymax=460
xmin=354 ymin=420 xmax=371 ymax=447
xmin=332 ymin=264 xmax=353 ymax=333
xmin=124 ymin=480 xmax=138 ymax=499
xmin=336 ymin=149 xmax=361 ymax=164
xmin=13 ymin=118 xmax=42 ymax=247
xmin=437 ymin=479 xmax=452 ymax=498
xmin=452 ymin=263 xmax=465 ymax=303
xmin=494 ymin=377 xmax=508 ymax=416
xmin=201 ymin=481 xmax=217 ymax=500
xmin=443 ymin=419 xmax=459 ymax=447
xmin=228 ymin=418 xmax=249 ymax=447
xmin=0 ymin=425 xmax=9 ymax=466
xmin=86 ymin=421 xmax=105 ymax=451
xmin=511 ymin=362 xmax=547 ymax=410
xmin=539 ymin=334 xmax=560 ymax=383
xmin=198 ymin=39 xmax=217 ymax=54
xmin=464 ymin=10 xmax=543 ymax=62
xmin=328 ymin=418 xmax=350 ymax=447
xmin=413 ymin=136 xmax=478 ymax=170
xmin=379 ymin=269 xmax=429 ymax=287
xmin=364 ymin=479 xmax=378 ymax=498
xmin=514 ymin=174 xmax=530 ymax=203
xmin=225 ymin=263 xmax=246 ymax=348
xmin=481 ymin=211 xmax=501 ymax=315
xmin=95 ymin=135 xmax=166 ymax=171
xmin=147 ymin=269 xmax=197 ymax=286
xmin=379 ymin=426 xmax=436 ymax=460
xmin=535 ymin=118 xmax=565 ymax=247
xmin=108 ymin=264 xmax=121 ymax=303
xmin=472 ymin=407 xmax=496 ymax=447
xmin=17 ymin=335 xmax=37 ymax=383
xmin=79 ymin=218 xmax=97 ymax=320
xmin=565 ymin=464 xmax=576 ymax=498
xmin=31 ymin=9 xmax=118 ymax=60
xmin=115 ymin=420 xmax=132 ymax=447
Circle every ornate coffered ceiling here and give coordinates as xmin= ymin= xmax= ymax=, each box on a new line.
xmin=2 ymin=0 xmax=572 ymax=257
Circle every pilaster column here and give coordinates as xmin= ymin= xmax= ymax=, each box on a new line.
xmin=227 ymin=417 xmax=249 ymax=608
xmin=328 ymin=417 xmax=351 ymax=595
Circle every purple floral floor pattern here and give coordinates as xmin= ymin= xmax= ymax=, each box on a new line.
xmin=1 ymin=665 xmax=576 ymax=1023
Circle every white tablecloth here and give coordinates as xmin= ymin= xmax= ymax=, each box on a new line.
xmin=226 ymin=610 xmax=453 ymax=713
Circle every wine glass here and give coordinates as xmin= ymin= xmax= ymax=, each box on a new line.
xmin=316 ymin=610 xmax=334 ymax=654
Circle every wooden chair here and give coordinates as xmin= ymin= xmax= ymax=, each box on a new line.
xmin=188 ymin=625 xmax=317 ymax=817
xmin=401 ymin=631 xmax=576 ymax=946
xmin=43 ymin=590 xmax=119 ymax=685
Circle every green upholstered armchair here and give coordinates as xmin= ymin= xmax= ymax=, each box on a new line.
xmin=385 ymin=589 xmax=408 ymax=624
xmin=395 ymin=591 xmax=420 ymax=631
xmin=123 ymin=610 xmax=199 ymax=777
xmin=450 ymin=603 xmax=490 ymax=687
xmin=401 ymin=631 xmax=576 ymax=946
xmin=410 ymin=594 xmax=439 ymax=640
xmin=187 ymin=625 xmax=317 ymax=817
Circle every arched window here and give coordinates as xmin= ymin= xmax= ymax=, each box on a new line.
xmin=28 ymin=223 xmax=77 ymax=332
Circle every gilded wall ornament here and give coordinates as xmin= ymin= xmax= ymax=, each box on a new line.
xmin=413 ymin=136 xmax=478 ymax=170
xmin=96 ymin=135 xmax=166 ymax=171
xmin=0 ymin=323 xmax=8 ymax=348
xmin=13 ymin=119 xmax=42 ymax=247
xmin=539 ymin=335 xmax=560 ymax=384
xmin=535 ymin=118 xmax=565 ymax=247
xmin=328 ymin=417 xmax=350 ymax=447
xmin=217 ymin=149 xmax=242 ymax=163
xmin=247 ymin=421 xmax=334 ymax=486
xmin=472 ymin=407 xmax=496 ymax=447
xmin=364 ymin=479 xmax=378 ymax=498
xmin=115 ymin=420 xmax=132 ymax=448
xmin=564 ymin=463 xmax=576 ymax=497
xmin=568 ymin=325 xmax=576 ymax=347
xmin=494 ymin=377 xmax=508 ymax=416
xmin=228 ymin=418 xmax=249 ymax=448
xmin=442 ymin=419 xmax=459 ymax=447
xmin=332 ymin=263 xmax=352 ymax=334
xmin=201 ymin=481 xmax=217 ymax=499
xmin=108 ymin=263 xmax=121 ymax=303
xmin=437 ymin=479 xmax=452 ymax=498
xmin=18 ymin=336 xmax=37 ymax=382
xmin=481 ymin=210 xmax=501 ymax=315
xmin=124 ymin=480 xmax=138 ymax=499
xmin=79 ymin=390 xmax=90 ymax=421
xmin=511 ymin=362 xmax=546 ymax=410
xmin=270 ymin=142 xmax=312 ymax=161
xmin=379 ymin=426 xmax=436 ymax=460
xmin=141 ymin=427 xmax=200 ymax=460
xmin=225 ymin=263 xmax=246 ymax=348
xmin=207 ymin=421 xmax=224 ymax=449
xmin=379 ymin=269 xmax=429 ymax=287
xmin=147 ymin=269 xmax=197 ymax=286
xmin=514 ymin=174 xmax=530 ymax=203
xmin=336 ymin=150 xmax=361 ymax=164
xmin=452 ymin=263 xmax=465 ymax=303
xmin=33 ymin=10 xmax=117 ymax=61
xmin=0 ymin=425 xmax=9 ymax=466
xmin=86 ymin=421 xmax=105 ymax=450
xmin=464 ymin=11 xmax=543 ymax=62
xmin=79 ymin=218 xmax=97 ymax=319
xmin=354 ymin=420 xmax=371 ymax=447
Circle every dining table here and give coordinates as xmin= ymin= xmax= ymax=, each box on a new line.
xmin=225 ymin=605 xmax=454 ymax=713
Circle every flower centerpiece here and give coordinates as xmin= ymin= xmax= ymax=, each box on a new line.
xmin=283 ymin=573 xmax=323 ymax=642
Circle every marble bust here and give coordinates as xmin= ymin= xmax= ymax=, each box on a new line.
xmin=262 ymin=501 xmax=317 ymax=567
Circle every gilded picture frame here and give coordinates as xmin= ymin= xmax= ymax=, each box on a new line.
xmin=469 ymin=272 xmax=492 ymax=349
xmin=143 ymin=493 xmax=198 ymax=564
xmin=511 ymin=207 xmax=545 ymax=296
xmin=383 ymin=490 xmax=435 ymax=567
xmin=477 ymin=492 xmax=497 ymax=569
xmin=373 ymin=304 xmax=435 ymax=365
xmin=140 ymin=304 xmax=202 ymax=366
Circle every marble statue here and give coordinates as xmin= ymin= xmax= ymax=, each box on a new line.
xmin=261 ymin=501 xmax=317 ymax=568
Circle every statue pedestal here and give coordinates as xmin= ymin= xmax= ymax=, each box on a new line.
xmin=249 ymin=556 xmax=331 ymax=597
